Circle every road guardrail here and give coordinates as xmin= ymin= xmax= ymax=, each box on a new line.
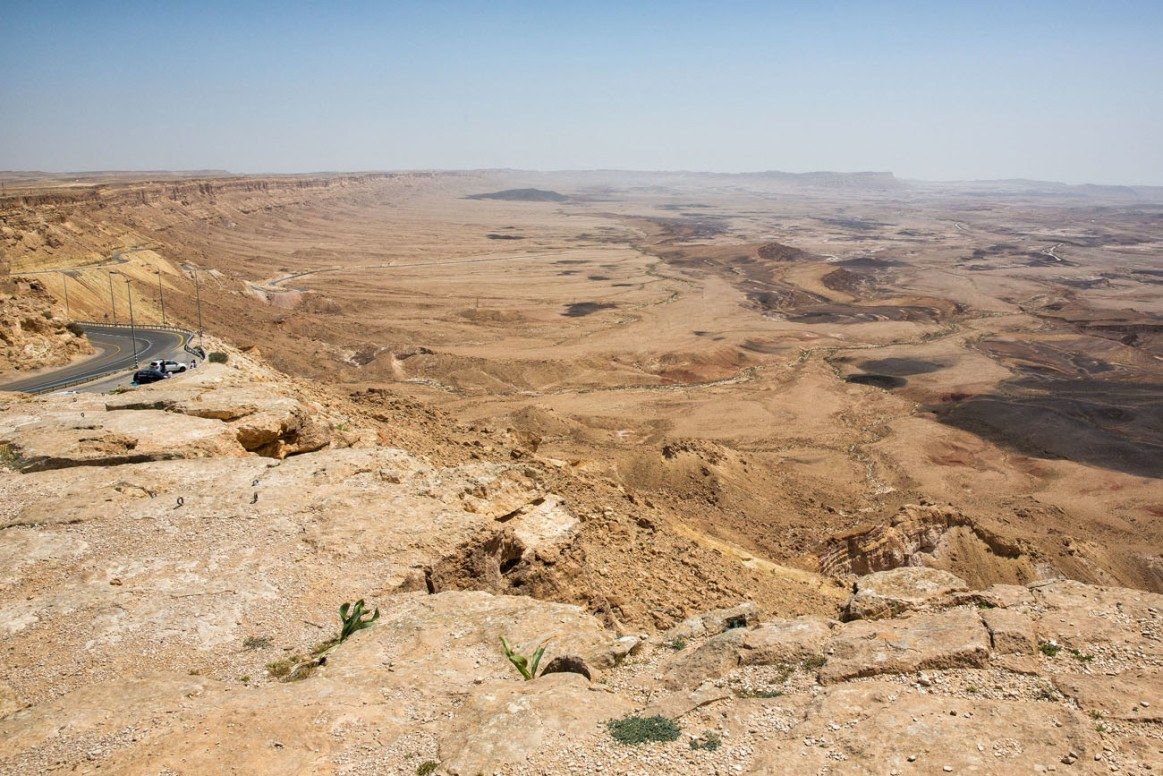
xmin=14 ymin=323 xmax=197 ymax=395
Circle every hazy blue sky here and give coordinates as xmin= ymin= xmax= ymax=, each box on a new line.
xmin=2 ymin=1 xmax=1161 ymax=183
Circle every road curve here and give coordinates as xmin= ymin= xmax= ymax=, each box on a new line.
xmin=0 ymin=324 xmax=190 ymax=394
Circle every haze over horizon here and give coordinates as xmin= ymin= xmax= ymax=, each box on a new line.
xmin=2 ymin=1 xmax=1162 ymax=186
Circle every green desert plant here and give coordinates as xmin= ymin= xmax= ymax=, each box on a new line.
xmin=664 ymin=636 xmax=687 ymax=651
xmin=500 ymin=636 xmax=546 ymax=680
xmin=267 ymin=599 xmax=378 ymax=684
xmin=1039 ymin=641 xmax=1061 ymax=657
xmin=801 ymin=655 xmax=827 ymax=671
xmin=736 ymin=687 xmax=783 ymax=699
xmin=208 ymin=351 xmax=228 ymax=364
xmin=265 ymin=656 xmax=300 ymax=679
xmin=416 ymin=762 xmax=438 ymax=776
xmin=0 ymin=444 xmax=19 ymax=470
xmin=607 ymin=715 xmax=681 ymax=745
xmin=339 ymin=599 xmax=380 ymax=643
xmin=689 ymin=730 xmax=722 ymax=751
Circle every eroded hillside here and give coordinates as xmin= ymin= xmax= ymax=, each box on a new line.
xmin=1 ymin=342 xmax=1160 ymax=773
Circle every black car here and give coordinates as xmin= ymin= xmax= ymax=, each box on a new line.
xmin=132 ymin=368 xmax=169 ymax=385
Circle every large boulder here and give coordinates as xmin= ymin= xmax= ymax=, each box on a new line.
xmin=0 ymin=407 xmax=245 ymax=470
xmin=106 ymin=378 xmax=333 ymax=458
xmin=821 ymin=607 xmax=990 ymax=683
xmin=663 ymin=602 xmax=759 ymax=640
xmin=843 ymin=566 xmax=968 ymax=621
xmin=738 ymin=616 xmax=835 ymax=666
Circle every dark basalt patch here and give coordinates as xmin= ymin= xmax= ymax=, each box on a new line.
xmin=756 ymin=241 xmax=816 ymax=262
xmin=741 ymin=339 xmax=784 ymax=354
xmin=929 ymin=380 xmax=1163 ymax=478
xmin=859 ymin=358 xmax=946 ymax=376
xmin=836 ymin=257 xmax=905 ymax=269
xmin=466 ymin=188 xmax=568 ymax=202
xmin=563 ymin=302 xmax=616 ymax=317
xmin=845 ymin=373 xmax=906 ymax=389
xmin=788 ymin=305 xmax=943 ymax=324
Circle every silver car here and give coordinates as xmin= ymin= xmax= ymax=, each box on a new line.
xmin=149 ymin=359 xmax=188 ymax=374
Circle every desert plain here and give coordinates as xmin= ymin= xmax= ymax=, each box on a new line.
xmin=0 ymin=169 xmax=1161 ymax=773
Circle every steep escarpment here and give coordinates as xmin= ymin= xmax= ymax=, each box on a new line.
xmin=0 ymin=278 xmax=92 ymax=373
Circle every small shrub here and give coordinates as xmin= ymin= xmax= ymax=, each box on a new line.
xmin=265 ymin=657 xmax=299 ymax=679
xmin=1095 ymin=722 xmax=1108 ymax=733
xmin=0 ymin=445 xmax=20 ymax=470
xmin=500 ymin=636 xmax=546 ymax=681
xmin=66 ymin=321 xmax=84 ymax=336
xmin=801 ymin=655 xmax=827 ymax=671
xmin=966 ymin=685 xmax=979 ymax=694
xmin=239 ymin=675 xmax=251 ymax=684
xmin=607 ymin=715 xmax=681 ymax=745
xmin=736 ymin=688 xmax=782 ymax=699
xmin=416 ymin=761 xmax=438 ymax=776
xmin=1068 ymin=648 xmax=1094 ymax=663
xmin=208 ymin=351 xmax=228 ymax=364
xmin=312 ymin=637 xmax=339 ymax=655
xmin=1089 ymin=710 xmax=1104 ymax=720
xmin=1039 ymin=641 xmax=1061 ymax=657
xmin=664 ymin=637 xmax=687 ymax=651
xmin=975 ymin=601 xmax=996 ymax=609
xmin=243 ymin=636 xmax=272 ymax=651
xmin=283 ymin=661 xmax=319 ymax=682
xmin=689 ymin=730 xmax=722 ymax=751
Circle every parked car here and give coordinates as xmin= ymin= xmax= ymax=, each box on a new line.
xmin=132 ymin=368 xmax=169 ymax=385
xmin=149 ymin=359 xmax=188 ymax=374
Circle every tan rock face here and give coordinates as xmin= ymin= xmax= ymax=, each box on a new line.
xmin=738 ymin=616 xmax=835 ymax=665
xmin=822 ymin=607 xmax=991 ymax=683
xmin=745 ymin=680 xmax=1095 ymax=775
xmin=0 ymin=406 xmax=246 ymax=470
xmin=439 ymin=673 xmax=633 ymax=775
xmin=843 ymin=565 xmax=969 ymax=620
xmin=0 ymin=282 xmax=92 ymax=374
xmin=981 ymin=606 xmax=1037 ymax=653
xmin=1053 ymin=669 xmax=1163 ymax=722
xmin=105 ymin=371 xmax=334 ymax=457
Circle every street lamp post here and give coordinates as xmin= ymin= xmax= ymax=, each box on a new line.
xmin=121 ymin=275 xmax=139 ymax=368
xmin=193 ymin=267 xmax=204 ymax=353
xmin=60 ymin=272 xmax=70 ymax=321
xmin=107 ymin=272 xmax=117 ymax=324
xmin=156 ymin=267 xmax=166 ymax=326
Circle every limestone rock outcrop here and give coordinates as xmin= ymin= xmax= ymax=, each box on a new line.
xmin=2 ymin=362 xmax=1160 ymax=775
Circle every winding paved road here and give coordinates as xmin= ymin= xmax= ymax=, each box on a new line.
xmin=0 ymin=324 xmax=191 ymax=394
